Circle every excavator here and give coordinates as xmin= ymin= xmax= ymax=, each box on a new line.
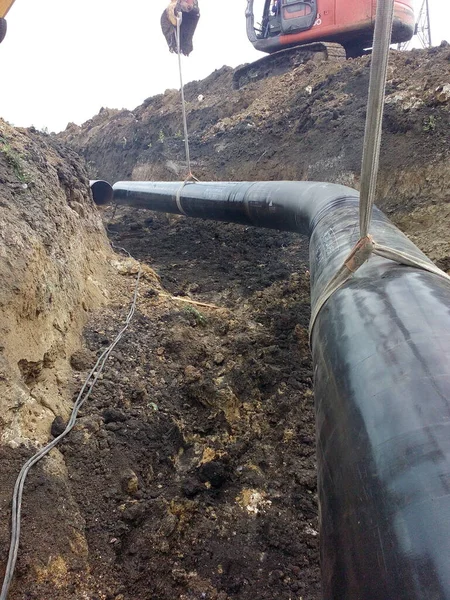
xmin=2 ymin=0 xmax=415 ymax=88
xmin=160 ymin=0 xmax=415 ymax=88
xmin=235 ymin=0 xmax=415 ymax=87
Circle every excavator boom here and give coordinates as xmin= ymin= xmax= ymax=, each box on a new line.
xmin=0 ymin=0 xmax=15 ymax=18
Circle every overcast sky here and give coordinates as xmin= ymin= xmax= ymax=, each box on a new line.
xmin=0 ymin=0 xmax=448 ymax=132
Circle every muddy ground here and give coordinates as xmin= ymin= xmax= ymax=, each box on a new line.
xmin=68 ymin=209 xmax=319 ymax=600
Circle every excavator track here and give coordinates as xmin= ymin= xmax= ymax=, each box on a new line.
xmin=233 ymin=42 xmax=346 ymax=90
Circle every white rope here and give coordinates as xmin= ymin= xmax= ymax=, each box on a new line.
xmin=174 ymin=12 xmax=198 ymax=216
xmin=359 ymin=0 xmax=395 ymax=238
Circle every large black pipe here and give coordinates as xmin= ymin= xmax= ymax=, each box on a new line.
xmin=110 ymin=180 xmax=450 ymax=599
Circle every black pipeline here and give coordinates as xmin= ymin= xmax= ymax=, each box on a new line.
xmin=101 ymin=180 xmax=450 ymax=599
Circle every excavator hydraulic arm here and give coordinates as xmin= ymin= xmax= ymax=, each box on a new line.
xmin=0 ymin=0 xmax=16 ymax=43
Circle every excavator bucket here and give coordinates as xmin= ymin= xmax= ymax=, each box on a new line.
xmin=0 ymin=17 xmax=6 ymax=43
xmin=161 ymin=0 xmax=200 ymax=56
xmin=0 ymin=0 xmax=16 ymax=43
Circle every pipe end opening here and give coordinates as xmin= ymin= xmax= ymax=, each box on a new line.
xmin=90 ymin=180 xmax=113 ymax=206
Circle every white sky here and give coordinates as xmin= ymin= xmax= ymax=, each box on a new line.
xmin=0 ymin=0 xmax=448 ymax=132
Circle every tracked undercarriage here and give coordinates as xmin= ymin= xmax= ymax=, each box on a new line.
xmin=233 ymin=42 xmax=346 ymax=89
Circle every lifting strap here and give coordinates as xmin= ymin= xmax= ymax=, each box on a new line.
xmin=175 ymin=13 xmax=198 ymax=211
xmin=176 ymin=13 xmax=197 ymax=182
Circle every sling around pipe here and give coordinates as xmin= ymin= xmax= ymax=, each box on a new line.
xmin=99 ymin=179 xmax=450 ymax=599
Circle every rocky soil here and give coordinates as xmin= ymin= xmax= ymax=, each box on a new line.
xmin=0 ymin=44 xmax=449 ymax=600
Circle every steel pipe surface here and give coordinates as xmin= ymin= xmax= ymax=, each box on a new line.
xmin=111 ymin=179 xmax=450 ymax=599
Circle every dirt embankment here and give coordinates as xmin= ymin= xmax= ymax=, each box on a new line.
xmin=0 ymin=120 xmax=112 ymax=596
xmin=0 ymin=120 xmax=111 ymax=446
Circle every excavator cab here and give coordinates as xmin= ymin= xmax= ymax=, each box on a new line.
xmin=247 ymin=0 xmax=415 ymax=54
xmin=280 ymin=0 xmax=318 ymax=35
xmin=260 ymin=0 xmax=317 ymax=39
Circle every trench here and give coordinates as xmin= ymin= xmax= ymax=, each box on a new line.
xmin=66 ymin=207 xmax=322 ymax=600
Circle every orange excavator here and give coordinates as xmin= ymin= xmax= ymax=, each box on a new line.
xmin=247 ymin=0 xmax=414 ymax=55
xmin=160 ymin=0 xmax=415 ymax=88
xmin=0 ymin=0 xmax=15 ymax=44
xmin=234 ymin=0 xmax=415 ymax=86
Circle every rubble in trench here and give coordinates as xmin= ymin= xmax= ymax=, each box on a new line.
xmin=0 ymin=44 xmax=449 ymax=600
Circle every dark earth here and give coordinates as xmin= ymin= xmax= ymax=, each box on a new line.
xmin=65 ymin=211 xmax=319 ymax=600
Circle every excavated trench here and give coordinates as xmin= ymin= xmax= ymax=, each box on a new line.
xmin=0 ymin=45 xmax=449 ymax=600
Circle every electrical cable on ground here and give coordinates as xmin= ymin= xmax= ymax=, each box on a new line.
xmin=0 ymin=247 xmax=142 ymax=600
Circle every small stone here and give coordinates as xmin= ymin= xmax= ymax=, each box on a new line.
xmin=435 ymin=84 xmax=450 ymax=103
xmin=131 ymin=381 xmax=147 ymax=402
xmin=213 ymin=353 xmax=225 ymax=365
xmin=184 ymin=365 xmax=202 ymax=383
xmin=70 ymin=349 xmax=94 ymax=371
xmin=103 ymin=408 xmax=127 ymax=423
xmin=50 ymin=416 xmax=66 ymax=437
xmin=121 ymin=469 xmax=139 ymax=495
xmin=269 ymin=570 xmax=284 ymax=583
xmin=105 ymin=422 xmax=122 ymax=432
xmin=145 ymin=288 xmax=158 ymax=298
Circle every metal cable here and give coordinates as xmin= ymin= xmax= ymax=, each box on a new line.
xmin=359 ymin=0 xmax=394 ymax=237
xmin=176 ymin=14 xmax=193 ymax=178
xmin=0 ymin=250 xmax=141 ymax=600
